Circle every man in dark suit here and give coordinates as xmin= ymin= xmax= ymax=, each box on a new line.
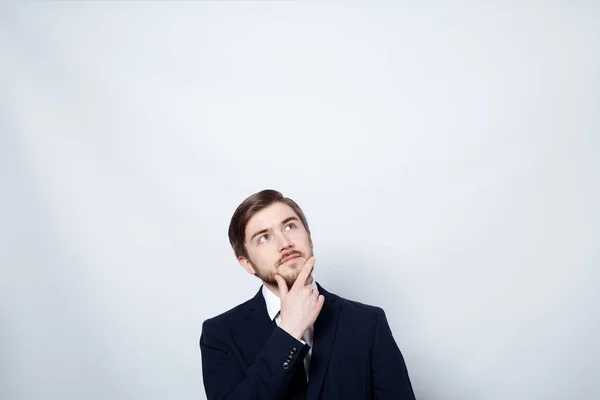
xmin=200 ymin=190 xmax=416 ymax=399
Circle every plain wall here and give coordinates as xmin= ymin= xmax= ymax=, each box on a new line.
xmin=1 ymin=2 xmax=599 ymax=400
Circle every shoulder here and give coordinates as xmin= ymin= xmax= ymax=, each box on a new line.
xmin=201 ymin=296 xmax=255 ymax=333
xmin=322 ymin=288 xmax=392 ymax=346
xmin=324 ymin=287 xmax=386 ymax=323
xmin=337 ymin=293 xmax=384 ymax=314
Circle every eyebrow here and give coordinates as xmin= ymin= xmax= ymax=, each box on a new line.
xmin=249 ymin=216 xmax=300 ymax=242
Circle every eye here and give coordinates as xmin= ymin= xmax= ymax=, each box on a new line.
xmin=284 ymin=223 xmax=297 ymax=232
xmin=257 ymin=234 xmax=269 ymax=244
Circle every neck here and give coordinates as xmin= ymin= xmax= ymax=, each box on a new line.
xmin=263 ymin=281 xmax=282 ymax=298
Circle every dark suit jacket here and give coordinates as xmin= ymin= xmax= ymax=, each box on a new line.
xmin=200 ymin=283 xmax=416 ymax=399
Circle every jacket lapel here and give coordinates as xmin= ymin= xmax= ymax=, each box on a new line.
xmin=241 ymin=286 xmax=276 ymax=364
xmin=307 ymin=283 xmax=341 ymax=400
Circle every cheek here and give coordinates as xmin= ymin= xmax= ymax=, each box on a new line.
xmin=289 ymin=233 xmax=310 ymax=249
xmin=249 ymin=246 xmax=277 ymax=265
xmin=291 ymin=232 xmax=311 ymax=248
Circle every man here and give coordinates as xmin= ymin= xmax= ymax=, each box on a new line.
xmin=200 ymin=189 xmax=416 ymax=399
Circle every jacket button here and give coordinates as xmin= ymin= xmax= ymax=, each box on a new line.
xmin=291 ymin=347 xmax=297 ymax=354
xmin=283 ymin=362 xmax=290 ymax=370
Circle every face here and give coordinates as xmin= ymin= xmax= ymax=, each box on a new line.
xmin=239 ymin=202 xmax=313 ymax=290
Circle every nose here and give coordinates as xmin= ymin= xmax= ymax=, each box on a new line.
xmin=277 ymin=233 xmax=294 ymax=252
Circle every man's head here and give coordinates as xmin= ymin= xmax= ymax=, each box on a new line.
xmin=228 ymin=190 xmax=313 ymax=289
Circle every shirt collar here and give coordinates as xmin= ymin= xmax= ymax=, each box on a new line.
xmin=262 ymin=280 xmax=319 ymax=321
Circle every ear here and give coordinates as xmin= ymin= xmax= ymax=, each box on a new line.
xmin=238 ymin=257 xmax=256 ymax=275
xmin=307 ymin=229 xmax=313 ymax=249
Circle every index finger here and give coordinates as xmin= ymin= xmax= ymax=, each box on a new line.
xmin=292 ymin=256 xmax=315 ymax=291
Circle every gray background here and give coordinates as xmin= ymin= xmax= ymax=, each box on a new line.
xmin=1 ymin=2 xmax=599 ymax=400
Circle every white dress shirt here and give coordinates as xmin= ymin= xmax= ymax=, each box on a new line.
xmin=262 ymin=281 xmax=318 ymax=379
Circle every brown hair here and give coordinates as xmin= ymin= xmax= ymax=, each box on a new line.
xmin=228 ymin=189 xmax=310 ymax=259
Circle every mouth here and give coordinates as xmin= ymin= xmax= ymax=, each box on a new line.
xmin=280 ymin=255 xmax=301 ymax=265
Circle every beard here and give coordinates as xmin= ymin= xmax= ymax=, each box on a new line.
xmin=251 ymin=249 xmax=313 ymax=290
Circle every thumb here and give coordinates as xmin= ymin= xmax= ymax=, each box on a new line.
xmin=274 ymin=275 xmax=289 ymax=298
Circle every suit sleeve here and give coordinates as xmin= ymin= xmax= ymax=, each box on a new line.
xmin=372 ymin=308 xmax=416 ymax=400
xmin=200 ymin=320 xmax=309 ymax=400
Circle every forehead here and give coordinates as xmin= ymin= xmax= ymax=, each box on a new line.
xmin=244 ymin=202 xmax=299 ymax=237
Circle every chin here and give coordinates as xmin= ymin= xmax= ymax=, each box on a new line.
xmin=287 ymin=261 xmax=302 ymax=269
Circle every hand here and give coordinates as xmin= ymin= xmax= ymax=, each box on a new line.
xmin=275 ymin=257 xmax=325 ymax=340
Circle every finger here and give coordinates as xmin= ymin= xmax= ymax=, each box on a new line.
xmin=316 ymin=294 xmax=325 ymax=309
xmin=274 ymin=274 xmax=289 ymax=298
xmin=311 ymin=295 xmax=325 ymax=318
xmin=293 ymin=257 xmax=315 ymax=291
